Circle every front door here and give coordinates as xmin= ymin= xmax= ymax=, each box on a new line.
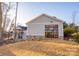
xmin=45 ymin=24 xmax=58 ymax=38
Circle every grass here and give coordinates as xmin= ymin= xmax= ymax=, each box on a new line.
xmin=0 ymin=39 xmax=79 ymax=56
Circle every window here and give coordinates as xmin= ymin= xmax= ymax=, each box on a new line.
xmin=50 ymin=21 xmax=53 ymax=23
xmin=45 ymin=24 xmax=58 ymax=38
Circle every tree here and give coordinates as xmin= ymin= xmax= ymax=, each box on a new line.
xmin=69 ymin=23 xmax=75 ymax=29
xmin=0 ymin=2 xmax=14 ymax=42
xmin=1 ymin=2 xmax=12 ymax=41
xmin=2 ymin=3 xmax=11 ymax=32
xmin=63 ymin=22 xmax=68 ymax=29
xmin=0 ymin=3 xmax=2 ymax=39
xmin=14 ymin=2 xmax=18 ymax=41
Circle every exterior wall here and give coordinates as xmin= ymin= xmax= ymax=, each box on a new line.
xmin=26 ymin=15 xmax=64 ymax=39
xmin=26 ymin=24 xmax=45 ymax=37
xmin=22 ymin=30 xmax=27 ymax=39
xmin=58 ymin=23 xmax=64 ymax=39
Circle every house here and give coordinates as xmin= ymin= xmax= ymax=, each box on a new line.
xmin=9 ymin=24 xmax=27 ymax=40
xmin=26 ymin=14 xmax=64 ymax=39
xmin=15 ymin=25 xmax=27 ymax=39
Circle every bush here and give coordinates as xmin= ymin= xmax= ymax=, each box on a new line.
xmin=72 ymin=33 xmax=79 ymax=43
xmin=64 ymin=27 xmax=75 ymax=37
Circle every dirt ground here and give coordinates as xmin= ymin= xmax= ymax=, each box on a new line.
xmin=0 ymin=39 xmax=79 ymax=56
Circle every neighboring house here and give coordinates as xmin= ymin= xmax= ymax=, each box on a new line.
xmin=15 ymin=25 xmax=27 ymax=39
xmin=26 ymin=14 xmax=64 ymax=39
xmin=10 ymin=24 xmax=27 ymax=40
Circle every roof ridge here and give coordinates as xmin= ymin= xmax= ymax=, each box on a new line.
xmin=26 ymin=13 xmax=64 ymax=24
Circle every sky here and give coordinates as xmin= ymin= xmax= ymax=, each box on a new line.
xmin=16 ymin=2 xmax=79 ymax=25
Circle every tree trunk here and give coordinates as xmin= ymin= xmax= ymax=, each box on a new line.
xmin=0 ymin=3 xmax=2 ymax=38
xmin=0 ymin=2 xmax=4 ymax=45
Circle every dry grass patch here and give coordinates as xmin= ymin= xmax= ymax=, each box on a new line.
xmin=0 ymin=46 xmax=15 ymax=56
xmin=6 ymin=39 xmax=79 ymax=56
xmin=0 ymin=39 xmax=79 ymax=56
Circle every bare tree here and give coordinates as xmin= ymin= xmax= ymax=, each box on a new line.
xmin=0 ymin=2 xmax=18 ymax=44
xmin=4 ymin=17 xmax=11 ymax=31
xmin=0 ymin=2 xmax=12 ymax=41
xmin=72 ymin=11 xmax=77 ymax=28
xmin=0 ymin=2 xmax=13 ymax=42
xmin=14 ymin=2 xmax=18 ymax=41
xmin=0 ymin=3 xmax=2 ymax=39
xmin=2 ymin=3 xmax=11 ymax=32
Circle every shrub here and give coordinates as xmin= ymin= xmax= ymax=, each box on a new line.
xmin=72 ymin=33 xmax=79 ymax=43
xmin=64 ymin=27 xmax=75 ymax=37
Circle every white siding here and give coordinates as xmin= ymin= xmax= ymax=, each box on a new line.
xmin=58 ymin=23 xmax=64 ymax=39
xmin=27 ymin=24 xmax=45 ymax=36
xmin=27 ymin=15 xmax=61 ymax=24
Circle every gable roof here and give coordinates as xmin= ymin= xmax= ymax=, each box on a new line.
xmin=26 ymin=14 xmax=64 ymax=24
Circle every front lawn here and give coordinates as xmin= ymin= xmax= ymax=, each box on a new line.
xmin=4 ymin=39 xmax=79 ymax=56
